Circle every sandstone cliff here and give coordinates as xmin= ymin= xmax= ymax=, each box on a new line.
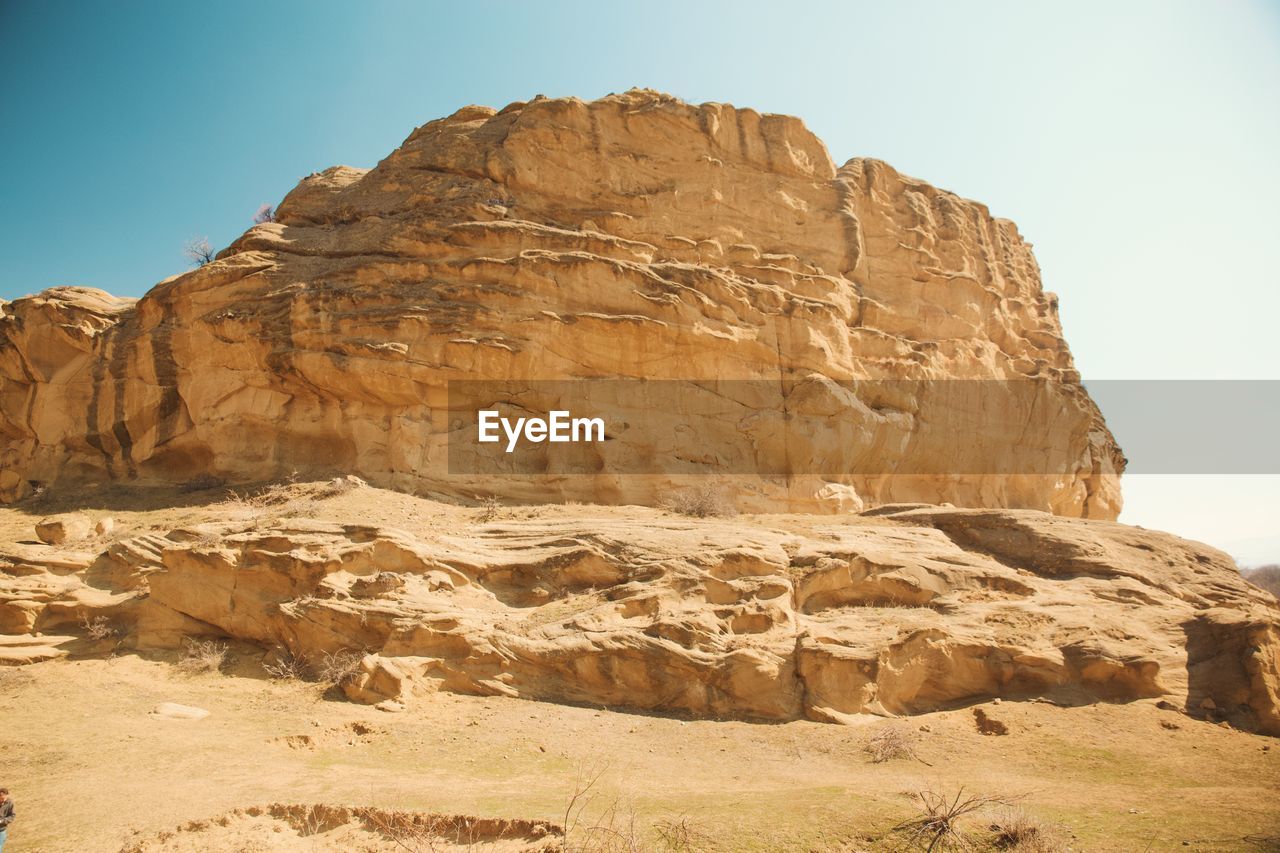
xmin=0 ymin=90 xmax=1121 ymax=516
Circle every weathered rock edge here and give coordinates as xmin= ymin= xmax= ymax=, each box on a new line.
xmin=4 ymin=504 xmax=1276 ymax=735
xmin=0 ymin=89 xmax=1122 ymax=516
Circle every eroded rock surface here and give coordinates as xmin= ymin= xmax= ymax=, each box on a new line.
xmin=4 ymin=497 xmax=1276 ymax=734
xmin=0 ymin=90 xmax=1121 ymax=516
xmin=119 ymin=803 xmax=560 ymax=852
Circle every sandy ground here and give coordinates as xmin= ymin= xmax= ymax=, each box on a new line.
xmin=0 ymin=653 xmax=1276 ymax=852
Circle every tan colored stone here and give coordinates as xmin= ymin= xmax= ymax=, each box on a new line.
xmin=2 ymin=489 xmax=1277 ymax=733
xmin=0 ymin=90 xmax=1122 ymax=517
xmin=0 ymin=632 xmax=74 ymax=665
xmin=35 ymin=513 xmax=92 ymax=544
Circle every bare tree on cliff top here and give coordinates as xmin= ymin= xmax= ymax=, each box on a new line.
xmin=183 ymin=237 xmax=215 ymax=267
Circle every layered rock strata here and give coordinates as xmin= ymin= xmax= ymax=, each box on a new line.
xmin=0 ymin=90 xmax=1122 ymax=516
xmin=3 ymin=498 xmax=1276 ymax=734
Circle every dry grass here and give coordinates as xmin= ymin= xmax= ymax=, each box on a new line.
xmin=652 ymin=815 xmax=713 ymax=851
xmin=363 ymin=809 xmax=453 ymax=852
xmin=262 ymin=647 xmax=310 ymax=681
xmin=561 ymin=764 xmax=642 ymax=853
xmin=216 ymin=477 xmax=335 ymax=524
xmin=4 ymin=646 xmax=1280 ymax=851
xmin=222 ymin=483 xmax=295 ymax=510
xmin=316 ymin=649 xmax=364 ymax=686
xmin=556 ymin=764 xmax=713 ymax=852
xmin=863 ymin=724 xmax=925 ymax=764
xmin=989 ymin=808 xmax=1068 ymax=852
xmin=175 ymin=638 xmax=228 ymax=675
xmin=659 ymin=483 xmax=736 ymax=518
xmin=893 ymin=786 xmax=1018 ymax=852
xmin=364 ymin=809 xmax=505 ymax=853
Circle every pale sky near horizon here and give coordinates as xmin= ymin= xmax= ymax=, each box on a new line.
xmin=1 ymin=1 xmax=1277 ymax=562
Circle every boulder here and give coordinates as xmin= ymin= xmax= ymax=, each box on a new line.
xmin=35 ymin=514 xmax=92 ymax=544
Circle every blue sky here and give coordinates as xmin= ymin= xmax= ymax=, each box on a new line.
xmin=2 ymin=1 xmax=1278 ymax=560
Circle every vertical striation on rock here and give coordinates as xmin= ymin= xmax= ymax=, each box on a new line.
xmin=0 ymin=90 xmax=1123 ymax=516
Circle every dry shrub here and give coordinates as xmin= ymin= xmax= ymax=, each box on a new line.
xmin=223 ymin=483 xmax=295 ymax=510
xmin=653 ymin=816 xmax=713 ymax=851
xmin=177 ymin=638 xmax=228 ymax=675
xmin=863 ymin=725 xmax=922 ymax=764
xmin=989 ymin=808 xmax=1067 ymax=852
xmin=660 ymin=483 xmax=736 ymax=518
xmin=558 ymin=765 xmax=707 ymax=852
xmin=263 ymin=648 xmax=310 ymax=681
xmin=360 ymin=808 xmax=534 ymax=852
xmin=562 ymin=763 xmax=642 ymax=853
xmin=316 ymin=649 xmax=364 ymax=686
xmin=894 ymin=786 xmax=1018 ymax=852
xmin=364 ymin=810 xmax=450 ymax=851
xmin=183 ymin=237 xmax=215 ymax=267
xmin=477 ymin=495 xmax=501 ymax=522
xmin=80 ymin=614 xmax=118 ymax=641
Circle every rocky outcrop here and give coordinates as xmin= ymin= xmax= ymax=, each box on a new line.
xmin=0 ymin=90 xmax=1121 ymax=517
xmin=4 ymin=495 xmax=1277 ymax=734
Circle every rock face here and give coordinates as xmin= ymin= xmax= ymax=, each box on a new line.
xmin=0 ymin=90 xmax=1121 ymax=517
xmin=3 ymin=494 xmax=1278 ymax=735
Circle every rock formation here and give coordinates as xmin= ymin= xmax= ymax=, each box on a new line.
xmin=0 ymin=90 xmax=1122 ymax=517
xmin=2 ymin=487 xmax=1277 ymax=735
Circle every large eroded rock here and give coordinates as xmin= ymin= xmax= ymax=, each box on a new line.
xmin=5 ymin=498 xmax=1276 ymax=734
xmin=0 ymin=90 xmax=1121 ymax=516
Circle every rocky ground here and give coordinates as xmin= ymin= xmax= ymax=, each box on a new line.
xmin=1 ymin=481 xmax=1278 ymax=851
